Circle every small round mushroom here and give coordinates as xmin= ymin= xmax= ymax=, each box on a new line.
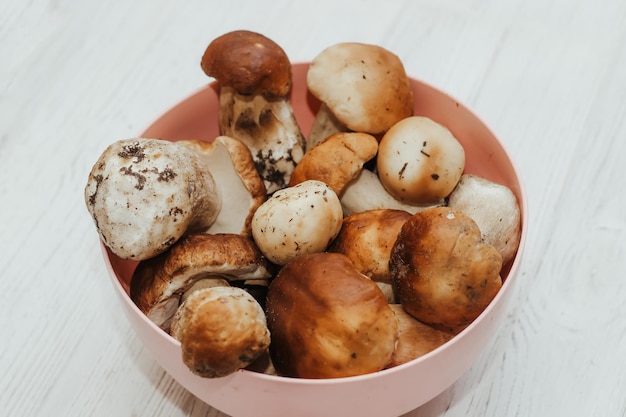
xmin=265 ymin=252 xmax=399 ymax=378
xmin=171 ymin=286 xmax=271 ymax=378
xmin=251 ymin=180 xmax=343 ymax=265
xmin=201 ymin=30 xmax=305 ymax=194
xmin=84 ymin=138 xmax=220 ymax=260
xmin=390 ymin=207 xmax=503 ymax=331
xmin=447 ymin=174 xmax=522 ymax=265
xmin=288 ymin=131 xmax=378 ymax=197
xmin=179 ymin=137 xmax=266 ymax=238
xmin=377 ymin=116 xmax=465 ymax=205
xmin=307 ymin=42 xmax=414 ymax=136
xmin=130 ymin=233 xmax=273 ymax=332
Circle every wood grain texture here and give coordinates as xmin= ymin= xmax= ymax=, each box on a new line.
xmin=1 ymin=0 xmax=625 ymax=416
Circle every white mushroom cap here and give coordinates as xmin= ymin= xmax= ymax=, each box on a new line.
xmin=307 ymin=42 xmax=414 ymax=134
xmin=84 ymin=138 xmax=220 ymax=260
xmin=377 ymin=116 xmax=465 ymax=204
xmin=447 ymin=174 xmax=522 ymax=265
xmin=251 ymin=180 xmax=343 ymax=265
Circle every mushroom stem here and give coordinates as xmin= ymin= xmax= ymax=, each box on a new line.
xmin=218 ymin=86 xmax=305 ymax=194
xmin=307 ymin=103 xmax=347 ymax=150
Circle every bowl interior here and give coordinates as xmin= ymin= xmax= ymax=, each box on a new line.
xmin=102 ymin=63 xmax=527 ymax=417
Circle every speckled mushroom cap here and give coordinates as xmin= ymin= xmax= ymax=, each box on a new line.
xmin=306 ymin=42 xmax=414 ymax=134
xmin=84 ymin=138 xmax=220 ymax=261
xmin=201 ymin=30 xmax=292 ymax=97
xmin=377 ymin=116 xmax=465 ymax=205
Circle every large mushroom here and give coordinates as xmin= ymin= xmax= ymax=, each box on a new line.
xmin=390 ymin=207 xmax=503 ymax=331
xmin=306 ymin=42 xmax=414 ymax=146
xmin=84 ymin=138 xmax=220 ymax=261
xmin=265 ymin=252 xmax=399 ymax=378
xmin=130 ymin=232 xmax=273 ymax=332
xmin=201 ymin=30 xmax=305 ymax=194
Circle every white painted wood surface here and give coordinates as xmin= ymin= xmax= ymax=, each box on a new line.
xmin=1 ymin=0 xmax=625 ymax=416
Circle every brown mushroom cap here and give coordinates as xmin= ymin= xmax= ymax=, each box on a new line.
xmin=266 ymin=252 xmax=399 ymax=378
xmin=201 ymin=30 xmax=292 ymax=97
xmin=171 ymin=286 xmax=271 ymax=378
xmin=130 ymin=233 xmax=273 ymax=332
xmin=306 ymin=42 xmax=414 ymax=134
xmin=328 ymin=208 xmax=412 ymax=283
xmin=390 ymin=207 xmax=503 ymax=331
xmin=288 ymin=131 xmax=378 ymax=196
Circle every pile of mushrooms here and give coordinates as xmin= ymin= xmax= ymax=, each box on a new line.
xmin=84 ymin=30 xmax=522 ymax=379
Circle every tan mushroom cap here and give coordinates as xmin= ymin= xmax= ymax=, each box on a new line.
xmin=306 ymin=42 xmax=414 ymax=134
xmin=377 ymin=116 xmax=465 ymax=205
xmin=390 ymin=207 xmax=503 ymax=331
xmin=171 ymin=286 xmax=271 ymax=378
xmin=130 ymin=233 xmax=273 ymax=332
xmin=201 ymin=30 xmax=292 ymax=97
xmin=288 ymin=131 xmax=378 ymax=196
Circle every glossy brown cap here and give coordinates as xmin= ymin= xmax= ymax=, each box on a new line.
xmin=201 ymin=30 xmax=292 ymax=97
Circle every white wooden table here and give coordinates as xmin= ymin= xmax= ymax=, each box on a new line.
xmin=1 ymin=0 xmax=625 ymax=416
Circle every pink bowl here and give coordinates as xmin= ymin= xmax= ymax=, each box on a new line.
xmin=103 ymin=63 xmax=527 ymax=417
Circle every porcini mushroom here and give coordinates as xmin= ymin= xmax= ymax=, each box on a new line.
xmin=171 ymin=286 xmax=271 ymax=378
xmin=201 ymin=30 xmax=305 ymax=194
xmin=306 ymin=42 xmax=414 ymax=139
xmin=84 ymin=138 xmax=220 ymax=261
xmin=447 ymin=174 xmax=522 ymax=265
xmin=130 ymin=232 xmax=273 ymax=332
xmin=265 ymin=252 xmax=399 ymax=378
xmin=178 ymin=136 xmax=266 ymax=238
xmin=288 ymin=131 xmax=378 ymax=197
xmin=377 ymin=116 xmax=465 ymax=205
xmin=251 ymin=180 xmax=343 ymax=265
xmin=390 ymin=207 xmax=503 ymax=331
